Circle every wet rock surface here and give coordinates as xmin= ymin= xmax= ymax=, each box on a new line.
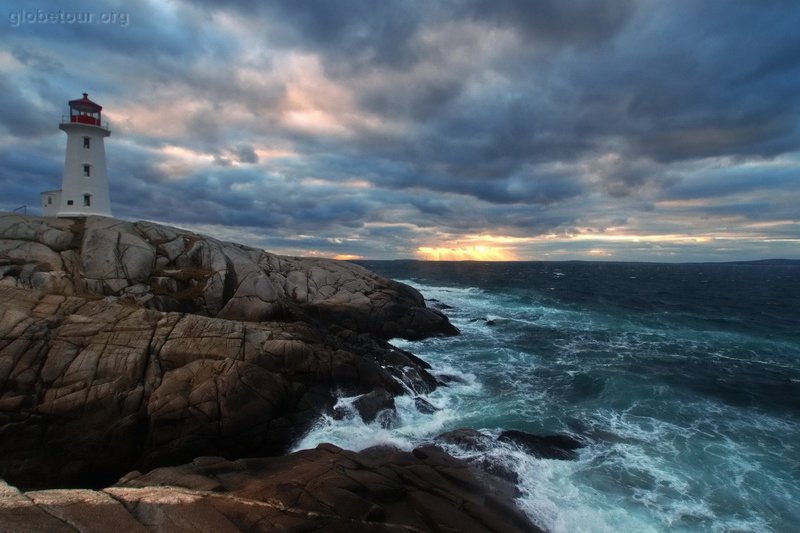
xmin=498 ymin=430 xmax=585 ymax=460
xmin=0 ymin=444 xmax=542 ymax=533
xmin=436 ymin=428 xmax=586 ymax=484
xmin=353 ymin=387 xmax=396 ymax=424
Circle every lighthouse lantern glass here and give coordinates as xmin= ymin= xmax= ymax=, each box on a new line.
xmin=70 ymin=106 xmax=101 ymax=126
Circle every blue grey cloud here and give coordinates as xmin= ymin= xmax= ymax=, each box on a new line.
xmin=1 ymin=0 xmax=798 ymax=260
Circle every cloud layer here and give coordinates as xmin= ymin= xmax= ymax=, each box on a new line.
xmin=2 ymin=0 xmax=799 ymax=261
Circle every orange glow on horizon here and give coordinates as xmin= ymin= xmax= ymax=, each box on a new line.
xmin=415 ymin=246 xmax=518 ymax=261
xmin=333 ymin=254 xmax=364 ymax=261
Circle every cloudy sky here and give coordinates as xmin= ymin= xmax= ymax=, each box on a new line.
xmin=2 ymin=0 xmax=799 ymax=261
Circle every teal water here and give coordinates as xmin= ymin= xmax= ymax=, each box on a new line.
xmin=296 ymin=261 xmax=800 ymax=532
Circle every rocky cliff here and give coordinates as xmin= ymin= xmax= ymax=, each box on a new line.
xmin=0 ymin=213 xmax=456 ymax=488
xmin=0 ymin=213 xmax=542 ymax=532
xmin=0 ymin=214 xmax=456 ymax=340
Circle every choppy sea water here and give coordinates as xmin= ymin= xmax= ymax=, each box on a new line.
xmin=294 ymin=261 xmax=800 ymax=532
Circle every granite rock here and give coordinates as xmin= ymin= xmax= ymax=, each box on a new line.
xmin=0 ymin=285 xmax=444 ymax=488
xmin=0 ymin=214 xmax=554 ymax=532
xmin=1 ymin=214 xmax=456 ymax=340
xmin=1 ymin=445 xmax=542 ymax=533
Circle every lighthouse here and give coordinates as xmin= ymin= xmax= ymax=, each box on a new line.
xmin=41 ymin=93 xmax=112 ymax=217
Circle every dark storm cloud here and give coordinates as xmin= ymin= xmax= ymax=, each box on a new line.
xmin=431 ymin=169 xmax=584 ymax=205
xmin=192 ymin=0 xmax=636 ymax=65
xmin=189 ymin=0 xmax=423 ymax=68
xmin=234 ymin=144 xmax=258 ymax=164
xmin=606 ymin=2 xmax=800 ymax=163
xmin=0 ymin=144 xmax=61 ymax=194
xmin=463 ymin=0 xmax=635 ymax=46
xmin=664 ymin=164 xmax=800 ymax=204
xmin=2 ymin=0 xmax=799 ymax=259
xmin=0 ymin=75 xmax=59 ymax=138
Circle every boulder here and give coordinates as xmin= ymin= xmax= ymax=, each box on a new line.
xmin=353 ymin=387 xmax=395 ymax=423
xmin=498 ymin=429 xmax=585 ymax=460
xmin=427 ymin=298 xmax=454 ymax=310
xmin=435 ymin=429 xmax=521 ymax=483
xmin=0 ymin=214 xmax=75 ymax=251
xmin=80 ymin=217 xmax=156 ymax=290
xmin=436 ymin=428 xmax=493 ymax=451
xmin=436 ymin=373 xmax=469 ymax=386
xmin=414 ymin=396 xmax=440 ymax=414
xmin=0 ymin=240 xmax=63 ymax=270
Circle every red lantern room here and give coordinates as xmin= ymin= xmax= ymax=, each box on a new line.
xmin=67 ymin=92 xmax=104 ymax=127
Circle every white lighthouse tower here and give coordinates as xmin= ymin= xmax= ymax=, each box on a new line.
xmin=41 ymin=93 xmax=112 ymax=217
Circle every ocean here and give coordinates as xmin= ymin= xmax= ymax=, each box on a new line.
xmin=294 ymin=261 xmax=800 ymax=532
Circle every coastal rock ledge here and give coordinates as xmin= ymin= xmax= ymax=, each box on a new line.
xmin=0 ymin=213 xmax=458 ymax=491
xmin=0 ymin=214 xmax=456 ymax=340
xmin=1 ymin=444 xmax=541 ymax=533
xmin=0 ymin=215 xmax=542 ymax=531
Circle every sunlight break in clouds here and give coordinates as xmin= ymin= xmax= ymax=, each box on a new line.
xmin=278 ymin=53 xmax=391 ymax=137
xmin=416 ymin=246 xmax=518 ymax=261
xmin=154 ymin=145 xmax=215 ymax=179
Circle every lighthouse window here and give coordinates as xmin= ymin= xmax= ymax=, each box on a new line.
xmin=47 ymin=196 xmax=53 ymax=205
xmin=83 ymin=137 xmax=90 ymax=149
xmin=67 ymin=200 xmax=74 ymax=206
xmin=83 ymin=194 xmax=91 ymax=207
xmin=83 ymin=164 xmax=91 ymax=177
